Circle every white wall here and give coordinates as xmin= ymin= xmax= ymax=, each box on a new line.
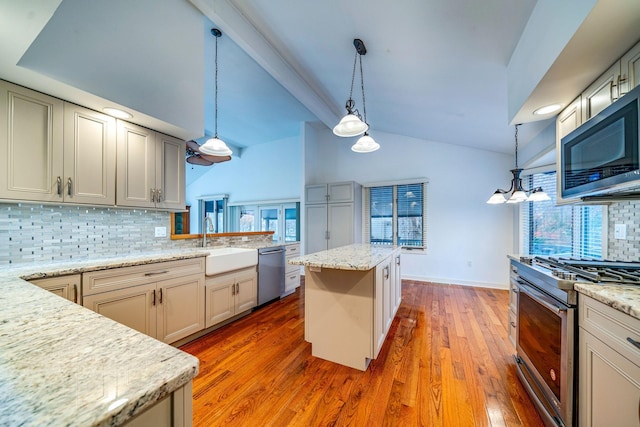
xmin=305 ymin=127 xmax=515 ymax=289
xmin=186 ymin=135 xmax=303 ymax=228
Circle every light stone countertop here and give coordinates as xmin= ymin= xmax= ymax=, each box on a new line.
xmin=574 ymin=282 xmax=640 ymax=321
xmin=0 ymin=249 xmax=213 ymax=426
xmin=288 ymin=244 xmax=401 ymax=271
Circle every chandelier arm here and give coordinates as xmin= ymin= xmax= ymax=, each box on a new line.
xmin=359 ymin=54 xmax=367 ymax=124
xmin=347 ymin=51 xmax=358 ymax=111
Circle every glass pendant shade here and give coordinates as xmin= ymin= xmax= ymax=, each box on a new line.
xmin=333 ymin=114 xmax=368 ymax=137
xmin=486 ymin=191 xmax=507 ymax=204
xmin=528 ymin=189 xmax=551 ymax=202
xmin=507 ymin=190 xmax=528 ymax=203
xmin=199 ymin=137 xmax=232 ymax=156
xmin=351 ymin=133 xmax=380 ymax=153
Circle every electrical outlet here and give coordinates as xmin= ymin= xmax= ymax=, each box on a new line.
xmin=155 ymin=226 xmax=167 ymax=238
xmin=614 ymin=223 xmax=627 ymax=240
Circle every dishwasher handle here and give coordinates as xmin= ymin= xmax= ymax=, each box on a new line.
xmin=260 ymin=249 xmax=285 ymax=255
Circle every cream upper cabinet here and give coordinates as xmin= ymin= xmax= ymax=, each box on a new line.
xmin=30 ymin=274 xmax=81 ymax=304
xmin=63 ymin=103 xmax=116 ymax=205
xmin=581 ymin=61 xmax=621 ymax=122
xmin=555 ymin=97 xmax=583 ymax=205
xmin=0 ymin=81 xmax=64 ymax=202
xmin=0 ymin=82 xmax=116 ymax=205
xmin=620 ymin=39 xmax=640 ymax=94
xmin=116 ymin=121 xmax=185 ymax=210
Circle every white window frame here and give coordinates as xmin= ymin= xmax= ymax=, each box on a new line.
xmin=362 ymin=178 xmax=428 ymax=252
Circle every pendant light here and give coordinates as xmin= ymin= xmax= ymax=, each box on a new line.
xmin=200 ymin=28 xmax=233 ymax=157
xmin=333 ymin=39 xmax=369 ymax=143
xmin=487 ymin=124 xmax=551 ymax=204
xmin=350 ymin=48 xmax=380 ymax=153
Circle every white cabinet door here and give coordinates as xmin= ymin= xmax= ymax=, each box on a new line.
xmin=63 ymin=103 xmax=116 ymax=205
xmin=0 ymin=81 xmax=64 ymax=202
xmin=305 ymin=184 xmax=328 ymax=204
xmin=327 ymin=203 xmax=354 ymax=249
xmin=235 ymin=269 xmax=257 ymax=313
xmin=155 ymin=133 xmax=185 ymax=211
xmin=581 ymin=61 xmax=621 ymax=121
xmin=205 ymin=276 xmax=235 ymax=328
xmin=116 ymin=120 xmax=156 ymax=208
xmin=328 ymin=182 xmax=354 ymax=203
xmin=621 ymin=39 xmax=640 ymax=93
xmin=305 ymin=204 xmax=328 ymax=254
xmin=157 ymin=273 xmax=204 ymax=344
xmin=83 ymin=283 xmax=157 ymax=337
xmin=579 ymin=328 xmax=640 ymax=427
xmin=30 ymin=274 xmax=81 ymax=304
xmin=555 ymin=97 xmax=582 ymax=206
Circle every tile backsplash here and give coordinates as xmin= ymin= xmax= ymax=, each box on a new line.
xmin=608 ymin=200 xmax=640 ymax=261
xmin=0 ymin=203 xmax=271 ymax=266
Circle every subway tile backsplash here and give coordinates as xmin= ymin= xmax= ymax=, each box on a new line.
xmin=608 ymin=200 xmax=640 ymax=261
xmin=0 ymin=203 xmax=272 ymax=266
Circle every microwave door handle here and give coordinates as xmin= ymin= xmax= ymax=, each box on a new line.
xmin=517 ymin=280 xmax=566 ymax=315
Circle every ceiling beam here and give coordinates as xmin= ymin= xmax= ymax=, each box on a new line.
xmin=189 ymin=0 xmax=340 ymax=129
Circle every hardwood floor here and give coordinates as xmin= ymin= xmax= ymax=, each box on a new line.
xmin=180 ymin=279 xmax=544 ymax=426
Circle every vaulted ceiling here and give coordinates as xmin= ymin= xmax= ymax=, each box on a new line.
xmin=2 ymin=0 xmax=640 ymax=156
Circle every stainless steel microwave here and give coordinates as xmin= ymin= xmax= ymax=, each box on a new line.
xmin=561 ymin=83 xmax=640 ymax=200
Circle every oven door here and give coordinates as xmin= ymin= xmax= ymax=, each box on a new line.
xmin=516 ymin=279 xmax=575 ymax=427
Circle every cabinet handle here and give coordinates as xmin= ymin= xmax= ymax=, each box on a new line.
xmin=618 ymin=74 xmax=627 ymax=98
xmin=57 ymin=177 xmax=62 ymax=197
xmin=73 ymin=284 xmax=78 ymax=304
xmin=396 ymin=256 xmax=400 ymax=266
xmin=156 ymin=189 xmax=162 ymax=202
xmin=152 ymin=289 xmax=156 ymax=306
xmin=627 ymin=337 xmax=640 ymax=351
xmin=67 ymin=177 xmax=72 ymax=197
xmin=384 ymin=266 xmax=389 ymax=279
xmin=151 ymin=188 xmax=156 ymax=203
xmin=232 ymin=283 xmax=236 ymax=296
xmin=325 ymin=231 xmax=330 ymax=240
xmin=158 ymin=288 xmax=163 ymax=304
xmin=510 ymin=321 xmax=516 ymax=327
xmin=144 ymin=270 xmax=168 ymax=276
xmin=289 ymin=275 xmax=296 ymax=280
xmin=610 ymin=80 xmax=616 ymax=102
xmin=235 ymin=283 xmax=239 ymax=294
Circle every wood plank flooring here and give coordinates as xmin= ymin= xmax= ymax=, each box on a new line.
xmin=180 ymin=279 xmax=544 ymax=426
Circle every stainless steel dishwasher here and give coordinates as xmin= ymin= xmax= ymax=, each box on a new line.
xmin=257 ymin=246 xmax=285 ymax=305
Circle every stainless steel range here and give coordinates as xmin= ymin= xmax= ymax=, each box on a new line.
xmin=510 ymin=256 xmax=640 ymax=427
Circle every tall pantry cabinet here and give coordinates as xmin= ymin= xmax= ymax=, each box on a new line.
xmin=304 ymin=181 xmax=362 ymax=254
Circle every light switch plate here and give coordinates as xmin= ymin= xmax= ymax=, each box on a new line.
xmin=614 ymin=223 xmax=627 ymax=240
xmin=155 ymin=226 xmax=167 ymax=238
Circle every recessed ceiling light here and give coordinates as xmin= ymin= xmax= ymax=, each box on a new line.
xmin=103 ymin=107 xmax=133 ymax=119
xmin=533 ymin=104 xmax=562 ymax=115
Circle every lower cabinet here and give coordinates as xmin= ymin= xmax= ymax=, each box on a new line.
xmin=374 ymin=254 xmax=401 ymax=358
xmin=82 ymin=258 xmax=205 ymax=345
xmin=284 ymin=243 xmax=301 ymax=296
xmin=579 ymin=294 xmax=640 ymax=427
xmin=125 ymin=380 xmax=193 ymax=427
xmin=30 ymin=274 xmax=81 ymax=304
xmin=205 ymin=267 xmax=257 ymax=328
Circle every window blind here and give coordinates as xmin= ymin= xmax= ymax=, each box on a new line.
xmin=520 ymin=172 xmax=604 ymax=258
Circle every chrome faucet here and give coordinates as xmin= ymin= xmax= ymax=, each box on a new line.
xmin=202 ymin=216 xmax=214 ymax=247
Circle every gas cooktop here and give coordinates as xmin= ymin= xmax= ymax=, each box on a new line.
xmin=519 ymin=256 xmax=640 ymax=286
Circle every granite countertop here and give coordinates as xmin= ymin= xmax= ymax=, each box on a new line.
xmin=288 ymin=243 xmax=400 ymax=271
xmin=575 ymin=282 xmax=640 ymax=321
xmin=0 ymin=249 xmax=206 ymax=426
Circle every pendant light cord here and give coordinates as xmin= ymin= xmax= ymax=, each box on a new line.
xmin=359 ymin=54 xmax=367 ymax=124
xmin=348 ymin=51 xmax=357 ymax=104
xmin=214 ymin=34 xmax=219 ymax=138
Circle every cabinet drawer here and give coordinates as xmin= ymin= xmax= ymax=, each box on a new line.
xmin=579 ymin=294 xmax=640 ymax=364
xmin=508 ymin=309 xmax=517 ymax=346
xmin=286 ymin=243 xmax=300 ymax=256
xmin=285 ymin=272 xmax=300 ymax=292
xmin=83 ymin=257 xmax=205 ymax=296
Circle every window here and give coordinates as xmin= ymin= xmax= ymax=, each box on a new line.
xmin=198 ymin=196 xmax=228 ymax=233
xmin=229 ymin=201 xmax=300 ymax=242
xmin=520 ymin=172 xmax=604 ymax=258
xmin=364 ymin=181 xmax=427 ymax=249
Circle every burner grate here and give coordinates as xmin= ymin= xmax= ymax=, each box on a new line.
xmin=531 ymin=256 xmax=640 ymax=285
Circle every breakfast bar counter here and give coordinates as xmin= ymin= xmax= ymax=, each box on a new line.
xmin=289 ymin=244 xmax=402 ymax=370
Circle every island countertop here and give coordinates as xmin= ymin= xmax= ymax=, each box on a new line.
xmin=288 ymin=244 xmax=401 ymax=271
xmin=0 ymin=250 xmax=205 ymax=426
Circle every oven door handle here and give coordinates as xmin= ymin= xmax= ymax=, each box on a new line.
xmin=517 ymin=279 xmax=566 ymax=315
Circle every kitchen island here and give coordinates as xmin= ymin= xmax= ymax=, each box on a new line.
xmin=0 ymin=251 xmax=205 ymax=427
xmin=289 ymin=244 xmax=402 ymax=370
